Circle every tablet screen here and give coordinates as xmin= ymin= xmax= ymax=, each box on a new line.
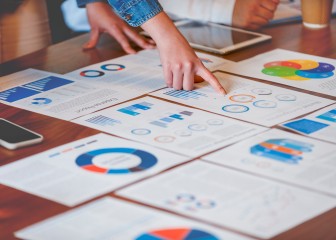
xmin=177 ymin=21 xmax=260 ymax=49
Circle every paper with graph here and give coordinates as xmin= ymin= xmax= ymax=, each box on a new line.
xmin=204 ymin=129 xmax=336 ymax=196
xmin=118 ymin=161 xmax=336 ymax=239
xmin=221 ymin=49 xmax=336 ymax=96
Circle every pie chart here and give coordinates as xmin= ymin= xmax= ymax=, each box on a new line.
xmin=136 ymin=228 xmax=219 ymax=240
xmin=75 ymin=148 xmax=157 ymax=174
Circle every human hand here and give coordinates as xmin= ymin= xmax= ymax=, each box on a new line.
xmin=232 ymin=0 xmax=280 ymax=30
xmin=84 ymin=2 xmax=155 ymax=53
xmin=142 ymin=12 xmax=226 ymax=94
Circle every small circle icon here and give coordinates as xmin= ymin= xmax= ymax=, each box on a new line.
xmin=188 ymin=124 xmax=207 ymax=131
xmin=222 ymin=104 xmax=249 ymax=113
xmin=253 ymin=100 xmax=277 ymax=108
xmin=276 ymin=94 xmax=297 ymax=101
xmin=229 ymin=94 xmax=255 ymax=103
xmin=154 ymin=136 xmax=175 ymax=143
xmin=80 ymin=70 xmax=105 ymax=78
xmin=131 ymin=128 xmax=151 ymax=135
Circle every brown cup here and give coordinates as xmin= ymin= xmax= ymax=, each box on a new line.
xmin=301 ymin=0 xmax=334 ymax=28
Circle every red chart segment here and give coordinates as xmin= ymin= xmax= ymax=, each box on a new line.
xmin=135 ymin=228 xmax=219 ymax=240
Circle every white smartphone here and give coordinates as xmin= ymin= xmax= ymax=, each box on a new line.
xmin=0 ymin=118 xmax=43 ymax=150
xmin=171 ymin=20 xmax=271 ymax=54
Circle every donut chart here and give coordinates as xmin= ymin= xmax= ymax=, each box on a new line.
xmin=262 ymin=60 xmax=335 ymax=80
xmin=80 ymin=70 xmax=105 ymax=78
xmin=75 ymin=148 xmax=157 ymax=174
xmin=136 ymin=228 xmax=219 ymax=240
xmin=101 ymin=64 xmax=125 ymax=71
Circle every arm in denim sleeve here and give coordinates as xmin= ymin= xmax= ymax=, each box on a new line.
xmin=107 ymin=0 xmax=163 ymax=27
xmin=77 ymin=0 xmax=107 ymax=8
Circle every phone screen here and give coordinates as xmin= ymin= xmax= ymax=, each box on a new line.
xmin=0 ymin=119 xmax=41 ymax=143
xmin=177 ymin=21 xmax=259 ymax=49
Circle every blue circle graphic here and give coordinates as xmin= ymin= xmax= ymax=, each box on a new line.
xmin=76 ymin=148 xmax=157 ymax=174
xmin=32 ymin=98 xmax=52 ymax=105
xmin=101 ymin=64 xmax=125 ymax=71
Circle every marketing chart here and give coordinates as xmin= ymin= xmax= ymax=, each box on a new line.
xmin=0 ymin=134 xmax=189 ymax=206
xmin=221 ymin=49 xmax=336 ymax=96
xmin=0 ymin=69 xmax=137 ymax=120
xmin=73 ymin=97 xmax=266 ymax=157
xmin=66 ymin=49 xmax=230 ymax=95
xmin=118 ymin=161 xmax=336 ymax=239
xmin=281 ymin=103 xmax=336 ymax=143
xmin=15 ymin=197 xmax=250 ymax=240
xmin=150 ymin=72 xmax=333 ymax=127
xmin=204 ymin=129 xmax=336 ymax=196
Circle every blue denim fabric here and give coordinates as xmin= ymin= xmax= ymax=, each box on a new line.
xmin=107 ymin=0 xmax=163 ymax=27
xmin=77 ymin=0 xmax=106 ymax=8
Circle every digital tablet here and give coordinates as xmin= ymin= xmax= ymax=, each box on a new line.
xmin=173 ymin=20 xmax=272 ymax=54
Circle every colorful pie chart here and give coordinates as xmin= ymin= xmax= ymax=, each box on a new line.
xmin=101 ymin=64 xmax=125 ymax=71
xmin=135 ymin=228 xmax=219 ymax=240
xmin=75 ymin=148 xmax=157 ymax=174
xmin=262 ymin=60 xmax=335 ymax=81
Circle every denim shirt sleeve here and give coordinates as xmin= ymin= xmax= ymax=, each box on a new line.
xmin=76 ymin=0 xmax=107 ymax=8
xmin=107 ymin=0 xmax=163 ymax=27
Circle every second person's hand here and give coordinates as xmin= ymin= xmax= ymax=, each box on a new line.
xmin=85 ymin=2 xmax=156 ymax=53
xmin=142 ymin=12 xmax=227 ymax=95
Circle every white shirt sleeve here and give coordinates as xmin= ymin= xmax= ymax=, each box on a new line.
xmin=159 ymin=0 xmax=236 ymax=25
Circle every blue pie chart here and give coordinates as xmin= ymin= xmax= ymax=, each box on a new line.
xmin=76 ymin=148 xmax=157 ymax=174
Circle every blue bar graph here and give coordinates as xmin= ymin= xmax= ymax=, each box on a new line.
xmin=150 ymin=111 xmax=193 ymax=128
xmin=118 ymin=102 xmax=153 ymax=116
xmin=0 ymin=87 xmax=40 ymax=102
xmin=164 ymin=90 xmax=208 ymax=100
xmin=23 ymin=76 xmax=73 ymax=92
xmin=86 ymin=115 xmax=121 ymax=126
xmin=317 ymin=109 xmax=336 ymax=123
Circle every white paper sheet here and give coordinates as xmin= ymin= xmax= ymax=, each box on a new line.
xmin=0 ymin=133 xmax=189 ymax=206
xmin=15 ymin=197 xmax=251 ymax=240
xmin=0 ymin=69 xmax=140 ymax=120
xmin=118 ymin=161 xmax=336 ymax=239
xmin=281 ymin=104 xmax=336 ymax=143
xmin=204 ymin=129 xmax=336 ymax=196
xmin=150 ymin=72 xmax=334 ymax=127
xmin=221 ymin=49 xmax=336 ymax=97
xmin=73 ymin=96 xmax=266 ymax=157
xmin=66 ymin=49 xmax=230 ymax=91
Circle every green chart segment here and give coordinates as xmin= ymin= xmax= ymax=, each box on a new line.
xmin=75 ymin=148 xmax=158 ymax=174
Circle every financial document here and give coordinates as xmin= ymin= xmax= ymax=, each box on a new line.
xmin=204 ymin=129 xmax=336 ymax=196
xmin=0 ymin=69 xmax=140 ymax=120
xmin=66 ymin=49 xmax=230 ymax=90
xmin=118 ymin=161 xmax=336 ymax=239
xmin=15 ymin=197 xmax=251 ymax=240
xmin=73 ymin=96 xmax=266 ymax=157
xmin=221 ymin=49 xmax=336 ymax=97
xmin=281 ymin=104 xmax=336 ymax=144
xmin=150 ymin=72 xmax=334 ymax=127
xmin=0 ymin=133 xmax=189 ymax=206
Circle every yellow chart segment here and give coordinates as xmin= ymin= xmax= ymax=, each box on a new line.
xmin=287 ymin=60 xmax=319 ymax=70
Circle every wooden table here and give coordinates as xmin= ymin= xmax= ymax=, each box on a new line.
xmin=1 ymin=19 xmax=336 ymax=240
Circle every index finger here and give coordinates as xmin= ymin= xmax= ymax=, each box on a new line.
xmin=196 ymin=67 xmax=227 ymax=95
